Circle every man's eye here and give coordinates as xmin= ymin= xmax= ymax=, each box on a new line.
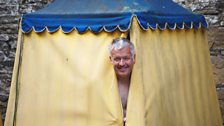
xmin=114 ymin=58 xmax=121 ymax=61
xmin=123 ymin=57 xmax=130 ymax=61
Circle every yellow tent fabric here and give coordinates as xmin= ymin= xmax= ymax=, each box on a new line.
xmin=5 ymin=20 xmax=222 ymax=126
xmin=0 ymin=113 xmax=3 ymax=126
xmin=129 ymin=19 xmax=222 ymax=126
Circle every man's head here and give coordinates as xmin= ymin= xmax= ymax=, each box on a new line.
xmin=109 ymin=38 xmax=136 ymax=79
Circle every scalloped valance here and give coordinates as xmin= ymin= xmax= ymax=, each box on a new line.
xmin=21 ymin=0 xmax=208 ymax=33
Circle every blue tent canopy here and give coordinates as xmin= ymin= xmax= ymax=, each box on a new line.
xmin=21 ymin=0 xmax=208 ymax=33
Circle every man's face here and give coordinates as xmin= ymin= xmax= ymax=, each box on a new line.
xmin=110 ymin=46 xmax=136 ymax=79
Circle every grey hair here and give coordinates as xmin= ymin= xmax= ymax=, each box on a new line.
xmin=108 ymin=38 xmax=135 ymax=60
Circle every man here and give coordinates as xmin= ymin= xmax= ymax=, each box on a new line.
xmin=108 ymin=38 xmax=136 ymax=125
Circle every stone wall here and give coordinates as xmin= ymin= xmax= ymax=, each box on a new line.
xmin=0 ymin=0 xmax=223 ymax=125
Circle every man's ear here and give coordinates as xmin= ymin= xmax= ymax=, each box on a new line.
xmin=109 ymin=56 xmax=113 ymax=63
xmin=133 ymin=54 xmax=136 ymax=64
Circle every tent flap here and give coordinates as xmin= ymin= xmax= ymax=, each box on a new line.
xmin=21 ymin=0 xmax=208 ymax=33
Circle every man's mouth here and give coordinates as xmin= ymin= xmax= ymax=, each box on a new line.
xmin=117 ymin=67 xmax=128 ymax=72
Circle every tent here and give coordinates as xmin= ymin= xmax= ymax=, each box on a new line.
xmin=5 ymin=0 xmax=222 ymax=126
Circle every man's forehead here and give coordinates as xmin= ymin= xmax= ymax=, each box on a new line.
xmin=111 ymin=46 xmax=132 ymax=55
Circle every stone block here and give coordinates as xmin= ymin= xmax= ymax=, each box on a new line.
xmin=0 ymin=0 xmax=18 ymax=4
xmin=0 ymin=34 xmax=9 ymax=42
xmin=207 ymin=26 xmax=224 ymax=48
xmin=0 ymin=51 xmax=5 ymax=61
xmin=221 ymin=50 xmax=224 ymax=56
xmin=0 ymin=4 xmax=19 ymax=15
xmin=211 ymin=56 xmax=224 ymax=85
xmin=217 ymin=88 xmax=224 ymax=122
xmin=0 ymin=15 xmax=20 ymax=24
xmin=205 ymin=15 xmax=219 ymax=25
xmin=0 ymin=24 xmax=19 ymax=34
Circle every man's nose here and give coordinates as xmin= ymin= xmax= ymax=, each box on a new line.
xmin=119 ymin=59 xmax=125 ymax=66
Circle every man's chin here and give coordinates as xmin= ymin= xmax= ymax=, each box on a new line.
xmin=116 ymin=72 xmax=130 ymax=78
